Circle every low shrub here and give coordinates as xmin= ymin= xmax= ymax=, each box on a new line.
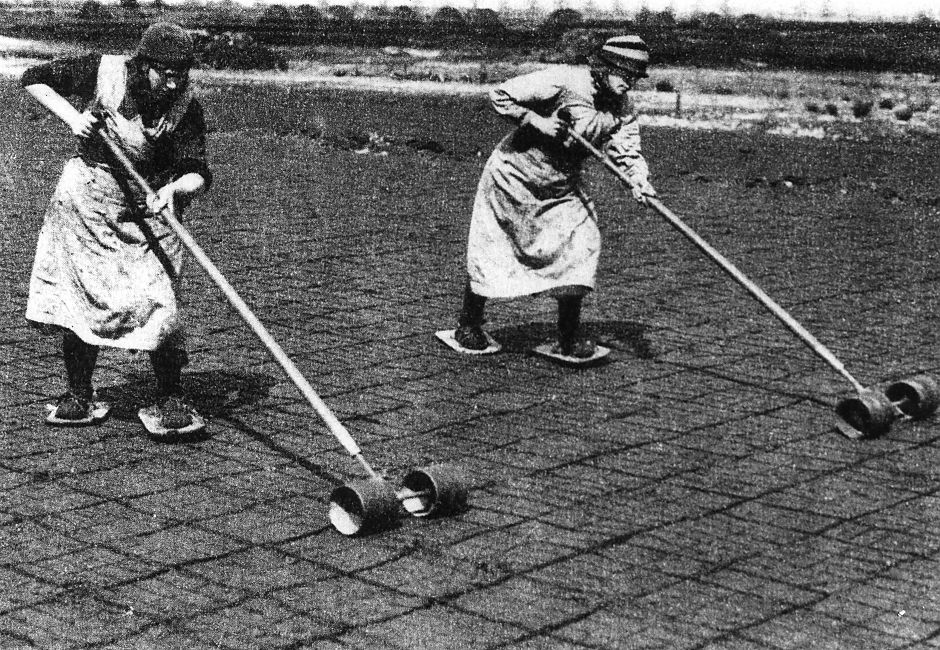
xmin=893 ymin=104 xmax=914 ymax=121
xmin=199 ymin=32 xmax=288 ymax=72
xmin=851 ymin=99 xmax=873 ymax=118
xmin=824 ymin=102 xmax=839 ymax=116
xmin=654 ymin=79 xmax=676 ymax=92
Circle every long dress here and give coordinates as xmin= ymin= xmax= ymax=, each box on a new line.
xmin=25 ymin=55 xmax=210 ymax=351
xmin=466 ymin=65 xmax=649 ymax=299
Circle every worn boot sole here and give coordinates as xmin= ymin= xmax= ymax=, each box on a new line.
xmin=138 ymin=405 xmax=206 ymax=439
xmin=533 ymin=342 xmax=611 ymax=366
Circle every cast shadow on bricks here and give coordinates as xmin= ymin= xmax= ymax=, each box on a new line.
xmin=96 ymin=368 xmax=276 ymax=423
xmin=491 ymin=319 xmax=657 ymax=359
xmin=97 ymin=369 xmax=343 ymax=484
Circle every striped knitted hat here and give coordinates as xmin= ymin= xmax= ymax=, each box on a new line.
xmin=596 ymin=35 xmax=649 ymax=78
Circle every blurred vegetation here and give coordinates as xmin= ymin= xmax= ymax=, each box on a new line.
xmin=2 ymin=2 xmax=939 ymax=75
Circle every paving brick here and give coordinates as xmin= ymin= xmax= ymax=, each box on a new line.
xmin=501 ymin=635 xmax=594 ymax=649
xmin=185 ymin=596 xmax=341 ymax=649
xmin=699 ymin=567 xmax=822 ymax=608
xmin=4 ymin=591 xmax=157 ymax=647
xmin=119 ymin=523 xmax=247 ymax=567
xmin=553 ymin=605 xmax=721 ymax=649
xmin=361 ymin=606 xmax=522 ymax=649
xmin=528 ymin=551 xmax=683 ymax=602
xmin=739 ymin=608 xmax=914 ymax=649
xmin=109 ymin=568 xmax=244 ymax=620
xmin=0 ymin=565 xmax=62 ymax=612
xmin=274 ymin=576 xmax=426 ymax=628
xmin=197 ymin=495 xmax=326 ymax=544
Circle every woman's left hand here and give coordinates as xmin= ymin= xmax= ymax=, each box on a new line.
xmin=631 ymin=178 xmax=657 ymax=205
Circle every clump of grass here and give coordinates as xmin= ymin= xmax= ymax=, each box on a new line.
xmin=655 ymin=79 xmax=676 ymax=92
xmin=851 ymin=99 xmax=873 ymax=118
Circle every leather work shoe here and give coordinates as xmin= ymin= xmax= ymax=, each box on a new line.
xmin=556 ymin=336 xmax=597 ymax=359
xmin=53 ymin=392 xmax=91 ymax=421
xmin=454 ymin=324 xmax=489 ymax=351
xmin=155 ymin=396 xmax=195 ymax=430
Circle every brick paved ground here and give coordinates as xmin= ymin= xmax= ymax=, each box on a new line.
xmin=2 ymin=82 xmax=940 ymax=648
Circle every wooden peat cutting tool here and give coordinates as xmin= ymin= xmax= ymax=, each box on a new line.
xmin=97 ymin=128 xmax=469 ymax=534
xmin=565 ymin=127 xmax=939 ymax=439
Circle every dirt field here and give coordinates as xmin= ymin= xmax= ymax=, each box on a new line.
xmin=3 ymin=75 xmax=940 ymax=647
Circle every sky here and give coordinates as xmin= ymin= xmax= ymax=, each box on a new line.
xmin=329 ymin=0 xmax=938 ymax=21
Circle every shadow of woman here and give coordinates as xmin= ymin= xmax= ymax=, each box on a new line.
xmin=98 ymin=368 xmax=343 ymax=483
xmin=96 ymin=368 xmax=275 ymax=421
xmin=491 ymin=319 xmax=657 ymax=360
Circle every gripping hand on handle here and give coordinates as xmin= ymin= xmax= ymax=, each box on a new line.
xmin=147 ymin=173 xmax=206 ymax=219
xmin=524 ymin=111 xmax=567 ymax=139
xmin=146 ymin=185 xmax=177 ymax=219
xmin=556 ymin=110 xmax=657 ymax=205
xmin=69 ymin=110 xmax=101 ymax=139
xmin=629 ymin=176 xmax=657 ymax=206
xmin=24 ymin=83 xmax=101 ymax=139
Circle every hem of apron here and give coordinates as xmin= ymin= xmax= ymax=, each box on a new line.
xmin=469 ymin=280 xmax=596 ymax=300
xmin=25 ymin=315 xmax=170 ymax=352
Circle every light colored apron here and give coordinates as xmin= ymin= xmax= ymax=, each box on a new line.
xmin=26 ymin=55 xmax=193 ymax=350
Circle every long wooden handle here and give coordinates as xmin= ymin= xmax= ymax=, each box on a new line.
xmin=97 ymin=130 xmax=380 ymax=476
xmin=566 ymin=128 xmax=866 ymax=394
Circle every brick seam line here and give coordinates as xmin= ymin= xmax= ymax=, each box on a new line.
xmin=663 ymin=358 xmax=851 ymax=407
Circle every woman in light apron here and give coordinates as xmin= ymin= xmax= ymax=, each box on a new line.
xmin=453 ymin=35 xmax=657 ymax=359
xmin=23 ymin=22 xmax=212 ymax=430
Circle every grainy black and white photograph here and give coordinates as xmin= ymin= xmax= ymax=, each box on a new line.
xmin=1 ymin=0 xmax=939 ymax=646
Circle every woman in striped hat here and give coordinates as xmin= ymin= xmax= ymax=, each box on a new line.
xmin=449 ymin=35 xmax=657 ymax=359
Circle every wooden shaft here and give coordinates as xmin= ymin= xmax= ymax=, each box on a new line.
xmin=97 ymin=131 xmax=380 ymax=473
xmin=565 ymin=128 xmax=866 ymax=394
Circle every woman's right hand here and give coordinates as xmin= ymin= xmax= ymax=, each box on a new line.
xmin=526 ymin=113 xmax=566 ymax=139
xmin=68 ymin=110 xmax=100 ymax=139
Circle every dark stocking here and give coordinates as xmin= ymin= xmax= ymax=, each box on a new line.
xmin=557 ymin=295 xmax=583 ymax=346
xmin=458 ymin=279 xmax=487 ymax=327
xmin=149 ymin=346 xmax=188 ymax=398
xmin=63 ymin=330 xmax=98 ymax=401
